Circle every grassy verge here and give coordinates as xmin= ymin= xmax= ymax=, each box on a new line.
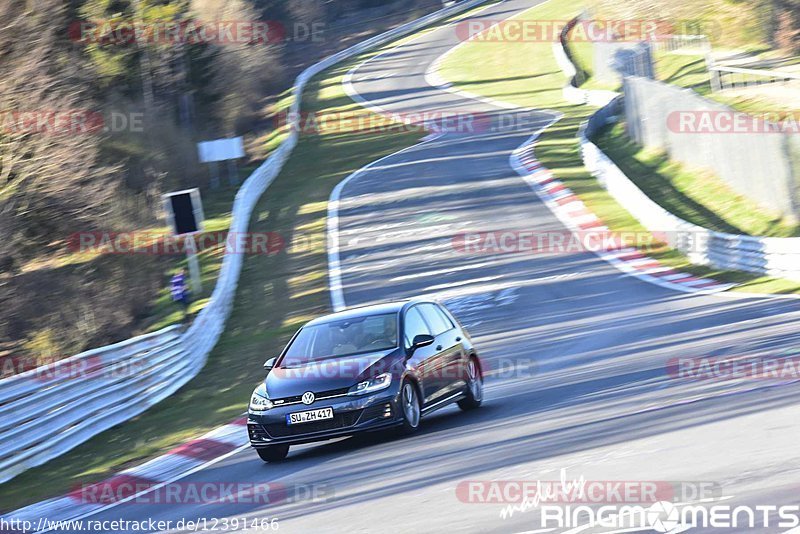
xmin=591 ymin=0 xmax=770 ymax=50
xmin=438 ymin=0 xmax=800 ymax=295
xmin=594 ymin=123 xmax=800 ymax=238
xmin=655 ymin=52 xmax=713 ymax=94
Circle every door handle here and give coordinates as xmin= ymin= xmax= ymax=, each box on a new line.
xmin=436 ymin=345 xmax=443 ymax=351
xmin=455 ymin=337 xmax=462 ymax=342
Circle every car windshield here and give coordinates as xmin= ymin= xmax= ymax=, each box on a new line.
xmin=280 ymin=312 xmax=399 ymax=367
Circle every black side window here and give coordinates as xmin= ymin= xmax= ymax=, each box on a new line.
xmin=418 ymin=303 xmax=452 ymax=336
xmin=403 ymin=307 xmax=431 ymax=347
xmin=434 ymin=304 xmax=456 ymax=330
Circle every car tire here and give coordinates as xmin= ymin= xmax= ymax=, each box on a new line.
xmin=458 ymin=356 xmax=483 ymax=410
xmin=398 ymin=379 xmax=421 ymax=434
xmin=256 ymin=444 xmax=290 ymax=462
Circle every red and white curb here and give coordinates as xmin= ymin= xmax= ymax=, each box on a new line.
xmin=4 ymin=417 xmax=248 ymax=526
xmin=510 ymin=134 xmax=737 ymax=295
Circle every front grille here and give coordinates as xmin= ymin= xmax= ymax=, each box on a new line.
xmin=263 ymin=410 xmax=362 ymax=438
xmin=272 ymin=387 xmax=350 ymax=405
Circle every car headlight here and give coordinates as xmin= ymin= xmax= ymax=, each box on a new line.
xmin=249 ymin=383 xmax=273 ymax=412
xmin=349 ymin=372 xmax=392 ymax=395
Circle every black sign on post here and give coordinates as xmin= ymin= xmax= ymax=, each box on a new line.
xmin=170 ymin=193 xmax=198 ymax=235
xmin=162 ymin=188 xmax=205 ymax=295
xmin=162 ymin=188 xmax=204 ymax=236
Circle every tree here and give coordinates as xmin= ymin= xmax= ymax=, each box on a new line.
xmin=0 ymin=0 xmax=119 ymax=265
xmin=191 ymin=0 xmax=283 ymax=135
xmin=772 ymin=0 xmax=800 ymax=53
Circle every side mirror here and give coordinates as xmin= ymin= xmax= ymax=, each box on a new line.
xmin=410 ymin=334 xmax=435 ymax=354
xmin=263 ymin=357 xmax=277 ymax=371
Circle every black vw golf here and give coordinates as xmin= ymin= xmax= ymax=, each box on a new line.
xmin=247 ymin=299 xmax=483 ymax=462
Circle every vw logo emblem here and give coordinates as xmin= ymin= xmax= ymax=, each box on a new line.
xmin=301 ymin=391 xmax=315 ymax=405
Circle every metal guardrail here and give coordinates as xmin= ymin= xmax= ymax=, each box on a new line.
xmin=0 ymin=327 xmax=185 ymax=483
xmin=653 ymin=34 xmax=710 ymax=53
xmin=0 ymin=0 xmax=495 ymax=485
xmin=552 ymin=23 xmax=617 ymax=107
xmin=711 ymin=65 xmax=800 ymax=79
xmin=553 ymin=16 xmax=800 ymax=282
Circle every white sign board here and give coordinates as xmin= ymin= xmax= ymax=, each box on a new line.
xmin=197 ymin=137 xmax=245 ymax=163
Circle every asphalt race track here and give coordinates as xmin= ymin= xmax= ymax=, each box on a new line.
xmin=51 ymin=1 xmax=800 ymax=532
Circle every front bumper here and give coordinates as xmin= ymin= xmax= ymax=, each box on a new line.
xmin=247 ymin=391 xmax=401 ymax=447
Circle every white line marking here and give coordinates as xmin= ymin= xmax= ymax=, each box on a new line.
xmin=389 ymin=261 xmax=495 ymax=282
xmin=328 ymin=140 xmax=440 ymax=311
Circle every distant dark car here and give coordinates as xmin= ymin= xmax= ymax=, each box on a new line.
xmin=247 ymin=299 xmax=483 ymax=462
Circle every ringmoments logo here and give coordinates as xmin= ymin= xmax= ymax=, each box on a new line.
xmin=462 ymin=469 xmax=800 ymax=531
xmin=531 ymin=501 xmax=800 ymax=531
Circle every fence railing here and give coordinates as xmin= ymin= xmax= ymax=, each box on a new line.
xmin=552 ymin=17 xmax=618 ymax=107
xmin=710 ymin=63 xmax=800 ymax=92
xmin=651 ymin=34 xmax=710 ymax=54
xmin=0 ymin=0 xmax=494 ymax=485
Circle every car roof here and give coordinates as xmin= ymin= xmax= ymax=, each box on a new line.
xmin=304 ymin=298 xmax=434 ymax=326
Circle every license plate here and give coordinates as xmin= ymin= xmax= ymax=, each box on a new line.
xmin=286 ymin=407 xmax=334 ymax=425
